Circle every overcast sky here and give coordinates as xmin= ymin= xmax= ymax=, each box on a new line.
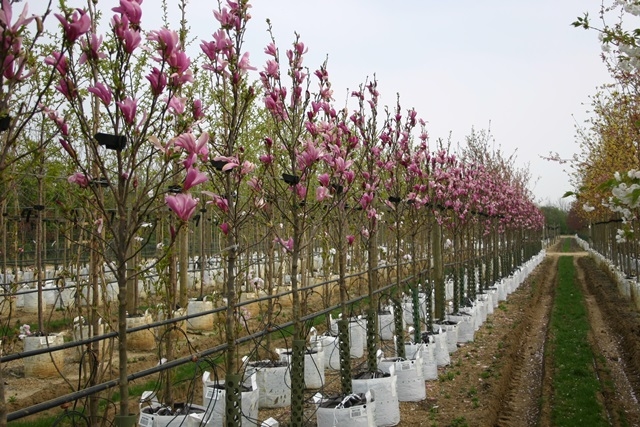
xmin=48 ymin=0 xmax=614 ymax=205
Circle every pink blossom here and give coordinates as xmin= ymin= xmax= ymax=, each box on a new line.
xmin=112 ymin=0 xmax=142 ymax=26
xmin=0 ymin=0 xmax=35 ymax=34
xmin=317 ymin=173 xmax=330 ymax=187
xmin=44 ymin=52 xmax=68 ymax=76
xmin=55 ymin=78 xmax=75 ymax=100
xmin=166 ymin=96 xmax=186 ymax=115
xmin=95 ymin=217 xmax=104 ymax=234
xmin=59 ymin=138 xmax=76 ymax=159
xmin=264 ymin=42 xmax=277 ymax=57
xmin=88 ymin=82 xmax=113 ymax=106
xmin=294 ymin=184 xmax=306 ymax=199
xmin=165 ymin=193 xmax=199 ymax=221
xmin=237 ymin=52 xmax=257 ymax=73
xmin=117 ymin=97 xmax=137 ymax=125
xmin=79 ymin=34 xmax=106 ymax=64
xmin=202 ymin=192 xmax=229 ymax=213
xmin=241 ymin=161 xmax=256 ymax=175
xmin=346 ymin=235 xmax=355 ymax=246
xmin=316 ymin=186 xmax=331 ymax=202
xmin=68 ymin=172 xmax=89 ymax=188
xmin=192 ymin=99 xmax=204 ymax=120
xmin=146 ymin=67 xmax=167 ymax=96
xmin=275 ymin=237 xmax=293 ymax=253
xmin=220 ymin=222 xmax=230 ymax=235
xmin=183 ymin=167 xmax=208 ymax=191
xmin=247 ymin=177 xmax=261 ymax=192
xmin=123 ymin=27 xmax=141 ymax=53
xmin=149 ymin=28 xmax=179 ymax=58
xmin=259 ymin=154 xmax=274 ymax=165
xmin=361 ymin=227 xmax=370 ymax=239
xmin=55 ymin=8 xmax=91 ymax=44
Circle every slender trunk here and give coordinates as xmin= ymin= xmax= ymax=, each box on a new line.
xmin=432 ymin=223 xmax=444 ymax=321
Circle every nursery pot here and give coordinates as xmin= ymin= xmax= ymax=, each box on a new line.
xmin=315 ymin=391 xmax=376 ymax=427
xmin=244 ymin=360 xmax=291 ymax=408
xmin=198 ymin=371 xmax=259 ymax=426
xmin=405 ymin=341 xmax=438 ymax=381
xmin=139 ymin=401 xmax=206 ymax=427
xmin=378 ymin=310 xmax=395 ymax=341
xmin=448 ymin=312 xmax=475 ymax=343
xmin=310 ymin=333 xmax=341 ymax=371
xmin=330 ymin=315 xmax=365 ymax=358
xmin=352 ymin=366 xmax=399 ymax=427
xmin=278 ymin=346 xmax=325 ymax=389
xmin=186 ymin=298 xmax=214 ymax=331
xmin=377 ymin=351 xmax=426 ymax=402
xmin=23 ymin=334 xmax=65 ymax=378
xmin=433 ymin=320 xmax=458 ymax=354
xmin=430 ymin=329 xmax=450 ymax=367
xmin=126 ymin=310 xmax=156 ymax=351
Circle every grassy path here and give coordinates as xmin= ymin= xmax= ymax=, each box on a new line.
xmin=548 ymin=254 xmax=608 ymax=426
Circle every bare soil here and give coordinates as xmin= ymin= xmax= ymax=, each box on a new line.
xmin=3 ymin=238 xmax=640 ymax=426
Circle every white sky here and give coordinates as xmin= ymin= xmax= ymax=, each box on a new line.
xmin=38 ymin=0 xmax=614 ymax=205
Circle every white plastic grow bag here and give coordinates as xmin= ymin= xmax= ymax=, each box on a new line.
xmin=314 ymin=390 xmax=376 ymax=427
xmin=352 ymin=365 xmax=400 ymax=426
xmin=197 ymin=371 xmax=259 ymax=426
xmin=244 ymin=360 xmax=291 ymax=409
xmin=139 ymin=394 xmax=206 ymax=427
xmin=310 ymin=333 xmax=341 ymax=371
xmin=186 ymin=298 xmax=214 ymax=331
xmin=405 ymin=341 xmax=437 ymax=381
xmin=432 ymin=328 xmax=450 ymax=367
xmin=329 ymin=315 xmax=365 ymax=358
xmin=448 ymin=312 xmax=474 ymax=343
xmin=377 ymin=350 xmax=426 ymax=402
xmin=378 ymin=309 xmax=395 ymax=341
xmin=433 ymin=321 xmax=458 ymax=354
xmin=277 ymin=346 xmax=325 ymax=389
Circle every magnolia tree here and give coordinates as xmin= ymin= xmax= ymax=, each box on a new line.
xmin=41 ymin=0 xmax=208 ymax=422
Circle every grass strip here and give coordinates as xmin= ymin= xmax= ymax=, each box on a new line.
xmin=549 ymin=256 xmax=608 ymax=427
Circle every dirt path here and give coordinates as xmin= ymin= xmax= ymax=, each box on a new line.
xmin=421 ymin=241 xmax=640 ymax=427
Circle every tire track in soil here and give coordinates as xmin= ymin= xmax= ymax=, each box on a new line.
xmin=578 ymin=256 xmax=640 ymax=426
xmin=489 ymin=256 xmax=557 ymax=427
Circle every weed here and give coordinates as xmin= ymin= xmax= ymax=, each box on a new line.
xmin=449 ymin=416 xmax=469 ymax=427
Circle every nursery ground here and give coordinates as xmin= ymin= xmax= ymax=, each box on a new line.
xmin=4 ymin=238 xmax=640 ymax=426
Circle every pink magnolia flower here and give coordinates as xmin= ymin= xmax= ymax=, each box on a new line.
xmin=202 ymin=191 xmax=229 ymax=213
xmin=95 ymin=217 xmax=104 ymax=234
xmin=59 ymin=138 xmax=76 ymax=159
xmin=165 ymin=193 xmax=199 ymax=221
xmin=79 ymin=34 xmax=106 ymax=64
xmin=264 ymin=42 xmax=277 ymax=57
xmin=174 ymin=132 xmax=209 ymax=158
xmin=259 ymin=154 xmax=274 ymax=165
xmin=346 ymin=235 xmax=355 ymax=246
xmin=123 ymin=27 xmax=141 ymax=53
xmin=117 ymin=97 xmax=137 ymax=125
xmin=146 ymin=67 xmax=167 ymax=96
xmin=55 ymin=8 xmax=91 ymax=44
xmin=88 ymin=82 xmax=113 ymax=106
xmin=220 ymin=222 xmax=230 ymax=235
xmin=68 ymin=172 xmax=89 ymax=188
xmin=0 ymin=0 xmax=35 ymax=34
xmin=317 ymin=173 xmax=330 ymax=187
xmin=55 ymin=78 xmax=76 ymax=100
xmin=183 ymin=167 xmax=208 ymax=191
xmin=166 ymin=95 xmax=186 ymax=115
xmin=192 ymin=99 xmax=204 ymax=120
xmin=44 ymin=52 xmax=68 ymax=76
xmin=241 ymin=160 xmax=256 ymax=175
xmin=112 ymin=0 xmax=142 ymax=26
xmin=149 ymin=28 xmax=179 ymax=57
xmin=237 ymin=52 xmax=257 ymax=73
xmin=316 ymin=186 xmax=331 ymax=202
xmin=275 ymin=237 xmax=293 ymax=253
